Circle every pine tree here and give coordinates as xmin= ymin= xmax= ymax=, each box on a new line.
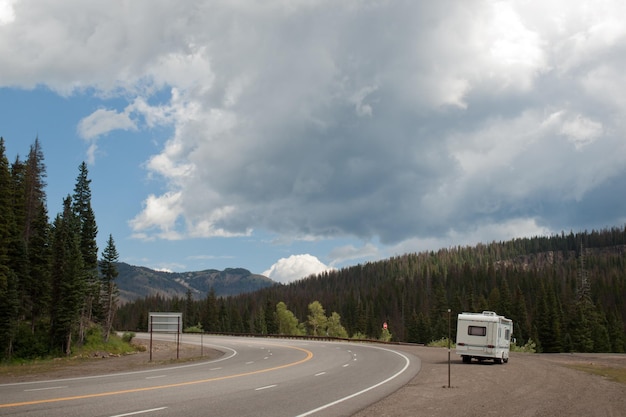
xmin=184 ymin=289 xmax=196 ymax=328
xmin=202 ymin=287 xmax=219 ymax=332
xmin=265 ymin=299 xmax=278 ymax=334
xmin=13 ymin=139 xmax=51 ymax=335
xmin=49 ymin=197 xmax=85 ymax=355
xmin=99 ymin=234 xmax=119 ymax=341
xmin=0 ymin=138 xmax=20 ymax=359
xmin=72 ymin=162 xmax=99 ymax=343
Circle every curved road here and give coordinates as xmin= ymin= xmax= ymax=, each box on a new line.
xmin=0 ymin=335 xmax=421 ymax=417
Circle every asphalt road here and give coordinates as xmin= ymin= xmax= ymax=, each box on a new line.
xmin=0 ymin=334 xmax=421 ymax=417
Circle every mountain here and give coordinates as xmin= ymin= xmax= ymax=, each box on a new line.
xmin=114 ymin=262 xmax=276 ymax=302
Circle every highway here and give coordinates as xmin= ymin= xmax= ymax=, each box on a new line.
xmin=0 ymin=334 xmax=421 ymax=417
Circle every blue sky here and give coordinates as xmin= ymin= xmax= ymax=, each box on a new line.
xmin=1 ymin=1 xmax=625 ymax=283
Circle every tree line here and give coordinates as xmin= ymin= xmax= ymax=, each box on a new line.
xmin=0 ymin=137 xmax=119 ymax=361
xmin=116 ymin=227 xmax=626 ymax=353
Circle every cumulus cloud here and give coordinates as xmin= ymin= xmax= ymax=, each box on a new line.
xmin=2 ymin=0 xmax=625 ymax=259
xmin=262 ymin=254 xmax=335 ymax=284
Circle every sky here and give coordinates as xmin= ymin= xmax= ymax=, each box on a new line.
xmin=1 ymin=0 xmax=625 ymax=284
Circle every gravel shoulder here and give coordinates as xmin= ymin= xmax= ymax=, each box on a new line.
xmin=353 ymin=346 xmax=626 ymax=417
xmin=2 ymin=340 xmax=625 ymax=417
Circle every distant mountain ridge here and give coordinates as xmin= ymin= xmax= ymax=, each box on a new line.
xmin=114 ymin=262 xmax=276 ymax=302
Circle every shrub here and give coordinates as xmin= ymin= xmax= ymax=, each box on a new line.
xmin=511 ymin=338 xmax=537 ymax=353
xmin=122 ymin=332 xmax=135 ymax=343
xmin=427 ymin=338 xmax=455 ymax=348
xmin=184 ymin=325 xmax=203 ymax=333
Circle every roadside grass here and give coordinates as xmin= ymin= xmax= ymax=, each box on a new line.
xmin=566 ymin=363 xmax=626 ymax=385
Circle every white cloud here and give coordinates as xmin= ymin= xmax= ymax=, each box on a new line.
xmin=77 ymin=108 xmax=136 ymax=140
xmin=0 ymin=0 xmax=16 ymax=25
xmin=262 ymin=254 xmax=334 ymax=284
xmin=129 ymin=192 xmax=184 ymax=240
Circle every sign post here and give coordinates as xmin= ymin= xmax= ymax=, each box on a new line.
xmin=447 ymin=308 xmax=451 ymax=388
xmin=148 ymin=312 xmax=182 ymax=362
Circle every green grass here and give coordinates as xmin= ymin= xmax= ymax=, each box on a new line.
xmin=71 ymin=329 xmax=137 ymax=357
xmin=566 ymin=363 xmax=626 ymax=385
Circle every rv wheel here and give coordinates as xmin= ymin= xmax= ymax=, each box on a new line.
xmin=462 ymin=355 xmax=471 ymax=363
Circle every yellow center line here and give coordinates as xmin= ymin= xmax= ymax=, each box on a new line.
xmin=1 ymin=345 xmax=313 ymax=408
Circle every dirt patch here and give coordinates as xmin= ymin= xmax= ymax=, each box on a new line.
xmin=352 ymin=346 xmax=626 ymax=417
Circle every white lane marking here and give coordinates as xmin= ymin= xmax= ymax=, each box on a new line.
xmin=145 ymin=375 xmax=166 ymax=380
xmin=295 ymin=347 xmax=413 ymax=417
xmin=255 ymin=384 xmax=277 ymax=391
xmin=24 ymin=386 xmax=67 ymax=392
xmin=245 ymin=361 xmax=254 ymax=365
xmin=342 ymin=364 xmax=350 ymax=368
xmin=210 ymin=367 xmax=222 ymax=371
xmin=109 ymin=407 xmax=167 ymax=417
xmin=314 ymin=372 xmax=326 ymax=377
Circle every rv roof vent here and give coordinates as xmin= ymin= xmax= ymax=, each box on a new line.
xmin=482 ymin=311 xmax=497 ymax=316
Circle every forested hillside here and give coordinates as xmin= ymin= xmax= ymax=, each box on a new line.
xmin=0 ymin=138 xmax=120 ymax=361
xmin=116 ymin=227 xmax=626 ymax=353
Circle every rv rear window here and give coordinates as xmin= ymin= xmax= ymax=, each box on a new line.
xmin=468 ymin=326 xmax=487 ymax=336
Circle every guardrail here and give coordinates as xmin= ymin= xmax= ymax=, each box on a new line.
xmin=180 ymin=331 xmax=422 ymax=346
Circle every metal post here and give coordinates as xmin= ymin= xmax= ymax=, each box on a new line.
xmin=149 ymin=316 xmax=153 ymax=362
xmin=176 ymin=317 xmax=180 ymax=360
xmin=448 ymin=309 xmax=451 ymax=388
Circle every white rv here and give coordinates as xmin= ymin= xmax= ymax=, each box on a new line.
xmin=456 ymin=311 xmax=513 ymax=364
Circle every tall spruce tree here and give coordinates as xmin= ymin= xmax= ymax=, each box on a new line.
xmin=19 ymin=140 xmax=50 ymax=334
xmin=0 ymin=138 xmax=20 ymax=359
xmin=202 ymin=287 xmax=219 ymax=332
xmin=99 ymin=234 xmax=119 ymax=341
xmin=72 ymin=162 xmax=99 ymax=343
xmin=49 ymin=197 xmax=85 ymax=355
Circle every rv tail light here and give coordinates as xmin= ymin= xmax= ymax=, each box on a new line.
xmin=487 ymin=344 xmax=495 ymax=348
xmin=457 ymin=343 xmax=465 ymax=346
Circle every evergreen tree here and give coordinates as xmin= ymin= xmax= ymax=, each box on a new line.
xmin=99 ymin=234 xmax=119 ymax=341
xmin=0 ymin=138 xmax=20 ymax=359
xmin=13 ymin=139 xmax=50 ymax=335
xmin=202 ymin=287 xmax=219 ymax=332
xmin=264 ymin=298 xmax=278 ymax=334
xmin=415 ymin=311 xmax=431 ymax=344
xmin=511 ymin=286 xmax=530 ymax=344
xmin=49 ymin=197 xmax=85 ymax=355
xmin=536 ymin=282 xmax=562 ymax=353
xmin=607 ymin=311 xmax=626 ymax=353
xmin=184 ymin=289 xmax=196 ymax=328
xmin=72 ymin=162 xmax=99 ymax=343
xmin=406 ymin=310 xmax=420 ymax=343
xmin=22 ymin=138 xmax=47 ymax=243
